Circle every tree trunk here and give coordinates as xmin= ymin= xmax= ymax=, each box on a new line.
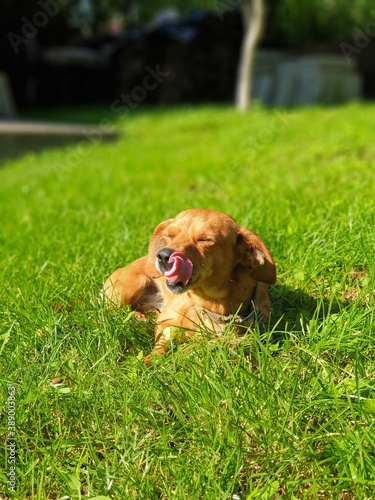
xmin=235 ymin=0 xmax=264 ymax=112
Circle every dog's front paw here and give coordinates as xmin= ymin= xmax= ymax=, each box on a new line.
xmin=133 ymin=311 xmax=148 ymax=322
xmin=144 ymin=347 xmax=168 ymax=365
xmin=144 ymin=326 xmax=187 ymax=365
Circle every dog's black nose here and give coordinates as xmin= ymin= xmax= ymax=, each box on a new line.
xmin=157 ymin=248 xmax=174 ymax=270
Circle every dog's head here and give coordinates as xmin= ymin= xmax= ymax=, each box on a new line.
xmin=146 ymin=209 xmax=276 ymax=295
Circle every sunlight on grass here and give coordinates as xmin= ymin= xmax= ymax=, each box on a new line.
xmin=1 ymin=103 xmax=375 ymax=498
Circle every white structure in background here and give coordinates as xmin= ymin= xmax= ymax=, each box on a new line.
xmin=252 ymin=50 xmax=288 ymax=104
xmin=252 ymin=52 xmax=362 ymax=106
xmin=0 ymin=73 xmax=16 ymax=118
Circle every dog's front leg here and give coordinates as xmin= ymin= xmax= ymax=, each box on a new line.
xmin=103 ymin=256 xmax=155 ymax=310
xmin=144 ymin=323 xmax=188 ymax=364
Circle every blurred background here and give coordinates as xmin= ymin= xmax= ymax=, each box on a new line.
xmin=1 ymin=0 xmax=374 ymax=116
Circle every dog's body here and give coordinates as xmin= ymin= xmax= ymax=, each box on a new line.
xmin=104 ymin=209 xmax=276 ymax=361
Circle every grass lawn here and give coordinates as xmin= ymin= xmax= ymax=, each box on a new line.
xmin=1 ymin=102 xmax=375 ymax=499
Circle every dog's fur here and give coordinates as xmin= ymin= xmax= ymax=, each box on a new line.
xmin=104 ymin=209 xmax=276 ymax=362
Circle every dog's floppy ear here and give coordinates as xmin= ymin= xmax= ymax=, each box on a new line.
xmin=236 ymin=227 xmax=276 ymax=284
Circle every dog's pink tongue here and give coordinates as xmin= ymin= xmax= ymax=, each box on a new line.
xmin=164 ymin=252 xmax=193 ymax=286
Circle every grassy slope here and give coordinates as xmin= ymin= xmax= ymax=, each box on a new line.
xmin=0 ymin=103 xmax=375 ymax=499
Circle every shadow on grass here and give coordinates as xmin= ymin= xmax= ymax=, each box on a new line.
xmin=269 ymin=284 xmax=343 ymax=338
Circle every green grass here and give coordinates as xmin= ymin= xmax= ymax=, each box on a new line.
xmin=1 ymin=102 xmax=375 ymax=499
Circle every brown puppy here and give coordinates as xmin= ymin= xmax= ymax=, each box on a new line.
xmin=104 ymin=209 xmax=276 ymax=362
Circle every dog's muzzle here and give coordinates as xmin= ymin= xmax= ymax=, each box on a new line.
xmin=156 ymin=248 xmax=193 ymax=292
xmin=156 ymin=248 xmax=174 ymax=273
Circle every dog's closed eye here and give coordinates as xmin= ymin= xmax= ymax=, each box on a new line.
xmin=197 ymin=237 xmax=214 ymax=243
